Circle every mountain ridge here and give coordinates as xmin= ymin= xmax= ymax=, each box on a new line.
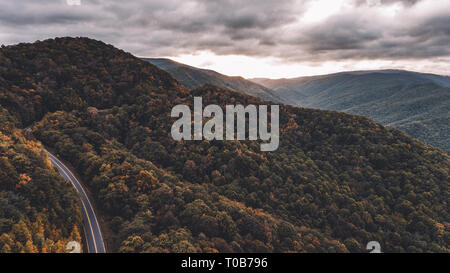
xmin=250 ymin=70 xmax=450 ymax=153
xmin=142 ymin=58 xmax=287 ymax=104
xmin=143 ymin=58 xmax=449 ymax=152
xmin=250 ymin=69 xmax=450 ymax=87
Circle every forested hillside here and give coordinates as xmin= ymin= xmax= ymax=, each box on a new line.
xmin=0 ymin=106 xmax=83 ymax=253
xmin=251 ymin=71 xmax=450 ymax=152
xmin=143 ymin=58 xmax=286 ymax=104
xmin=0 ymin=38 xmax=448 ymax=253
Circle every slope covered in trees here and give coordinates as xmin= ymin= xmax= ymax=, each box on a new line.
xmin=143 ymin=58 xmax=286 ymax=104
xmin=251 ymin=71 xmax=450 ymax=152
xmin=0 ymin=106 xmax=83 ymax=253
xmin=0 ymin=38 xmax=449 ymax=253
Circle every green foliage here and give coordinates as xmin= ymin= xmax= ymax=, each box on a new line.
xmin=143 ymin=58 xmax=286 ymax=104
xmin=252 ymin=71 xmax=450 ymax=152
xmin=0 ymin=108 xmax=83 ymax=253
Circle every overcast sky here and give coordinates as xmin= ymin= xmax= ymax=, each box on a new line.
xmin=1 ymin=0 xmax=449 ymax=78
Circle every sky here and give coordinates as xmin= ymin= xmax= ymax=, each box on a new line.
xmin=1 ymin=0 xmax=449 ymax=78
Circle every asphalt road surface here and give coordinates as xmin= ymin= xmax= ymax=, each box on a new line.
xmin=46 ymin=150 xmax=106 ymax=253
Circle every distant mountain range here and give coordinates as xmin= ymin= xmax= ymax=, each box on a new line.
xmin=142 ymin=58 xmax=287 ymax=104
xmin=251 ymin=70 xmax=450 ymax=153
xmin=142 ymin=58 xmax=449 ymax=152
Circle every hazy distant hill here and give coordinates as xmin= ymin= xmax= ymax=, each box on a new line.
xmin=143 ymin=58 xmax=287 ymax=104
xmin=252 ymin=70 xmax=450 ymax=152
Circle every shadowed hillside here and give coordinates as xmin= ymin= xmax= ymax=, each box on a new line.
xmin=252 ymin=70 xmax=450 ymax=152
xmin=143 ymin=58 xmax=287 ymax=104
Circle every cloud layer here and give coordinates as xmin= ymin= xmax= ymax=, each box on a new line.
xmin=1 ymin=0 xmax=449 ymax=76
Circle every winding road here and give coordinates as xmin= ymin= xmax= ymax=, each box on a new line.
xmin=46 ymin=150 xmax=106 ymax=253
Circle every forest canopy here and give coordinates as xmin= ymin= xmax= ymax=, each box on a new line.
xmin=0 ymin=106 xmax=82 ymax=253
xmin=0 ymin=37 xmax=448 ymax=253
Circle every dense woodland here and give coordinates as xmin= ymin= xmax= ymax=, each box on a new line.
xmin=0 ymin=106 xmax=82 ymax=253
xmin=252 ymin=72 xmax=450 ymax=153
xmin=0 ymin=38 xmax=448 ymax=252
xmin=143 ymin=58 xmax=287 ymax=104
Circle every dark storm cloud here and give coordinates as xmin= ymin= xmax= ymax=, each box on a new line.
xmin=295 ymin=16 xmax=382 ymax=51
xmin=0 ymin=1 xmax=96 ymax=26
xmin=0 ymin=0 xmax=449 ymax=63
xmin=355 ymin=0 xmax=420 ymax=6
xmin=275 ymin=0 xmax=450 ymax=62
